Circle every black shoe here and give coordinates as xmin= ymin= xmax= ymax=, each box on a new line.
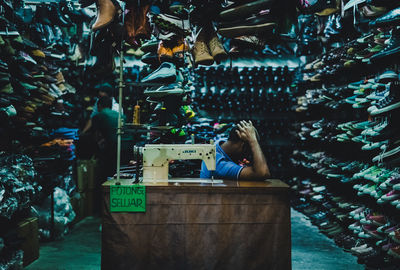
xmin=48 ymin=3 xmax=73 ymax=27
xmin=79 ymin=0 xmax=95 ymax=8
xmin=141 ymin=52 xmax=160 ymax=66
xmin=34 ymin=5 xmax=52 ymax=25
xmin=219 ymin=0 xmax=276 ymax=21
xmin=218 ymin=11 xmax=276 ymax=29
xmin=0 ymin=17 xmax=19 ymax=36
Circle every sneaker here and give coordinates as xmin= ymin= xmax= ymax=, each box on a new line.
xmin=218 ymin=11 xmax=276 ymax=38
xmin=366 ymin=85 xmax=390 ymax=101
xmin=362 ymin=140 xmax=388 ymax=151
xmin=363 ymin=226 xmax=385 ymax=240
xmin=369 ymin=7 xmax=400 ymax=28
xmin=352 ymin=244 xmax=373 ymax=254
xmin=171 ymin=39 xmax=189 ymax=59
xmin=388 ymin=245 xmax=400 ymax=259
xmin=361 ymin=121 xmax=388 ymax=136
xmin=391 ymin=199 xmax=400 ymax=206
xmin=141 ymin=52 xmax=159 ymax=65
xmin=377 ymin=223 xmax=395 ymax=233
xmin=141 ymin=62 xmax=176 ymax=83
xmin=362 ymin=168 xmax=383 ymax=182
xmin=372 ymin=142 xmax=400 ymax=162
xmin=370 ymin=28 xmax=400 ymax=62
xmin=153 ymin=13 xmax=190 ymax=34
xmin=352 ymin=120 xmax=375 ymax=130
xmin=362 ymin=184 xmax=377 ymax=195
xmin=366 ymin=170 xmax=393 ymax=183
xmin=157 ymin=40 xmax=173 ymax=61
xmin=0 ymin=17 xmax=19 ymax=36
xmin=389 ymin=229 xmax=400 ymax=244
xmin=143 ymin=83 xmax=191 ymax=97
xmin=169 ymin=1 xmax=187 ymax=18
xmin=353 ymin=166 xmax=379 ymax=179
xmin=140 ymin=37 xmax=158 ymax=53
xmin=394 ymin=183 xmax=400 ymax=190
xmin=219 ymin=0 xmax=275 ymax=21
xmin=370 ymin=82 xmax=400 ymax=115
xmin=381 ymin=190 xmax=400 ymax=201
xmin=349 ymin=221 xmax=362 ymax=231
xmin=380 ymin=175 xmax=400 ymax=189
xmin=349 ymin=207 xmax=365 ymax=218
xmin=361 ymin=214 xmax=386 ymax=227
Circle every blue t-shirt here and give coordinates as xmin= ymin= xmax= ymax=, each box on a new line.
xmin=200 ymin=141 xmax=243 ymax=180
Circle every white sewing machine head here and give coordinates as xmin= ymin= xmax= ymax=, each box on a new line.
xmin=137 ymin=144 xmax=216 ymax=182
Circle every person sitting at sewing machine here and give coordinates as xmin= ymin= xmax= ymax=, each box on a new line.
xmin=200 ymin=120 xmax=270 ymax=180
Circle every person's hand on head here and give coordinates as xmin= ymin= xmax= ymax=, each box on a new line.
xmin=235 ymin=120 xmax=257 ymax=143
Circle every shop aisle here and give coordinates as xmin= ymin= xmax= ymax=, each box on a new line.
xmin=291 ymin=209 xmax=363 ymax=270
xmin=25 ymin=210 xmax=362 ymax=270
xmin=25 ymin=217 xmax=101 ymax=270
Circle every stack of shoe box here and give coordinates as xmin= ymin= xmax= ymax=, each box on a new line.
xmin=74 ymin=158 xmax=98 ymax=220
xmin=17 ymin=217 xmax=39 ymax=267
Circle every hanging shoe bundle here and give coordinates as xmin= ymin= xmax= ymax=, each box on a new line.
xmin=193 ymin=27 xmax=227 ymax=66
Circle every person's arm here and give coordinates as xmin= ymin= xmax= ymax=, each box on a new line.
xmin=237 ymin=120 xmax=271 ymax=180
xmin=82 ymin=118 xmax=92 ymax=134
xmin=82 ymin=100 xmax=98 ymax=134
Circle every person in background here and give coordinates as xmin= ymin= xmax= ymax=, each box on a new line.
xmin=200 ymin=120 xmax=270 ymax=180
xmin=82 ymin=82 xmax=122 ymax=134
xmin=92 ymin=96 xmax=121 ymax=182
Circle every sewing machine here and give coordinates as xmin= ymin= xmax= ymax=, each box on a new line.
xmin=136 ymin=144 xmax=216 ymax=182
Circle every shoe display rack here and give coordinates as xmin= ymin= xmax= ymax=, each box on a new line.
xmin=192 ymin=65 xmax=297 ymax=179
xmin=290 ymin=26 xmax=400 ymax=268
xmin=0 ymin=0 xmax=103 ymax=266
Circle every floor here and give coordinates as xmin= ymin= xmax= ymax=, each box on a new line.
xmin=291 ymin=209 xmax=363 ymax=270
xmin=25 ymin=217 xmax=101 ymax=270
xmin=26 ymin=210 xmax=363 ymax=270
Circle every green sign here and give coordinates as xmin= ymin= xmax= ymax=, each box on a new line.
xmin=110 ymin=185 xmax=146 ymax=212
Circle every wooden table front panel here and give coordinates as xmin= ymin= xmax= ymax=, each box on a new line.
xmin=101 ymin=180 xmax=291 ymax=270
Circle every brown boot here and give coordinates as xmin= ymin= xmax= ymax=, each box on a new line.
xmin=208 ymin=30 xmax=227 ymax=62
xmin=134 ymin=4 xmax=151 ymax=41
xmin=92 ymin=0 xmax=119 ymax=31
xmin=193 ymin=30 xmax=214 ymax=66
xmin=125 ymin=4 xmax=137 ymax=47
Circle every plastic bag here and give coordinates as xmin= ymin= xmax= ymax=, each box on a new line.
xmin=31 ymin=187 xmax=76 ymax=240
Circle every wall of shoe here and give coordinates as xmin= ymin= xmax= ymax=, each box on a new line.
xmin=0 ymin=0 xmax=100 ymax=267
xmin=192 ymin=65 xmax=297 ymax=179
xmin=290 ymin=1 xmax=400 ymax=266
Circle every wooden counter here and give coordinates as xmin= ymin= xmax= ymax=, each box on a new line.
xmin=101 ymin=179 xmax=291 ymax=270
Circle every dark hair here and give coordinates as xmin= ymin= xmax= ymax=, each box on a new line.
xmin=98 ymin=96 xmax=112 ymax=110
xmin=228 ymin=124 xmax=260 ymax=142
xmin=94 ymin=83 xmax=114 ymax=97
xmin=228 ymin=126 xmax=241 ymax=142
